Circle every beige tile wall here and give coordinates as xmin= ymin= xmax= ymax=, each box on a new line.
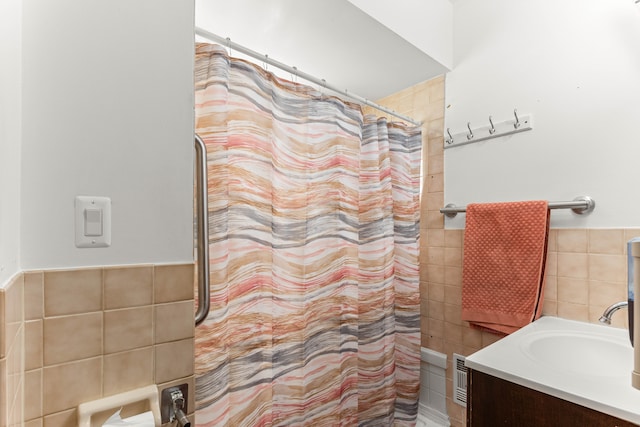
xmin=372 ymin=77 xmax=640 ymax=427
xmin=425 ymin=228 xmax=640 ymax=426
xmin=0 ymin=273 xmax=24 ymax=427
xmin=1 ymin=263 xmax=195 ymax=427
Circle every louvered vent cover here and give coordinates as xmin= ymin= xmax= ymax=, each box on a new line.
xmin=453 ymin=353 xmax=468 ymax=407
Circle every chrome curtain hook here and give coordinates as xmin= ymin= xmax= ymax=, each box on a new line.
xmin=513 ymin=108 xmax=521 ymax=129
xmin=466 ymin=122 xmax=474 ymax=140
xmin=225 ymin=37 xmax=233 ymax=56
xmin=489 ymin=116 xmax=496 ymax=134
xmin=446 ymin=128 xmax=454 ymax=144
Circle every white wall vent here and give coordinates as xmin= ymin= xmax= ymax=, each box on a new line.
xmin=452 ymin=353 xmax=468 ymax=407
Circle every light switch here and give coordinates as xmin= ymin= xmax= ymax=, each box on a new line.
xmin=75 ymin=196 xmax=111 ymax=248
xmin=84 ymin=208 xmax=103 ymax=236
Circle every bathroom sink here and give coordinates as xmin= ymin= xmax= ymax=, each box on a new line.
xmin=519 ymin=330 xmax=631 ymax=377
xmin=465 ymin=316 xmax=640 ymax=425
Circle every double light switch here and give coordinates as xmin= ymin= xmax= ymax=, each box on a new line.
xmin=75 ymin=196 xmax=111 ymax=248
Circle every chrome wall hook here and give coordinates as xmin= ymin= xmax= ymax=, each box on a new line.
xmin=444 ymin=109 xmax=533 ymax=149
xmin=446 ymin=128 xmax=454 ymax=145
xmin=488 ymin=116 xmax=496 ymax=134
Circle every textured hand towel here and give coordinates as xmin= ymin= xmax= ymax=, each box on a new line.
xmin=461 ymin=200 xmax=550 ymax=335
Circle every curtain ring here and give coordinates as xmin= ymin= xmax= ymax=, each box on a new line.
xmin=466 ymin=122 xmax=474 ymax=140
xmin=513 ymin=108 xmax=521 ymax=129
xmin=225 ymin=37 xmax=233 ymax=57
xmin=489 ymin=116 xmax=496 ymax=134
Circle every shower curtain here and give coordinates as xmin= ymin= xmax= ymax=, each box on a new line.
xmin=194 ymin=43 xmax=421 ymax=427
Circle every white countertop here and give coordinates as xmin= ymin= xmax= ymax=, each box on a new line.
xmin=465 ymin=316 xmax=640 ymax=424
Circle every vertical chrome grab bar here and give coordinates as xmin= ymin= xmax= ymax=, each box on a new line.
xmin=194 ymin=134 xmax=210 ymax=326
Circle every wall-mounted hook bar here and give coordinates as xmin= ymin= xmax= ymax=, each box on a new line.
xmin=513 ymin=108 xmax=521 ymax=129
xmin=446 ymin=128 xmax=454 ymax=145
xmin=489 ymin=116 xmax=496 ymax=134
xmin=444 ymin=110 xmax=533 ymax=149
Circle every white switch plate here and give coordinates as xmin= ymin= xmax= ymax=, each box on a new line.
xmin=75 ymin=196 xmax=111 ymax=248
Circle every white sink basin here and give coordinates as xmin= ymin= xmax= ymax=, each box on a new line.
xmin=465 ymin=316 xmax=640 ymax=425
xmin=519 ymin=329 xmax=631 ymax=377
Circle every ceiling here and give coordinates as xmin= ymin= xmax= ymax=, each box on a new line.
xmin=195 ymin=0 xmax=450 ymax=101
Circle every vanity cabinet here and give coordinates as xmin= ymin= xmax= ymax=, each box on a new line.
xmin=467 ymin=369 xmax=639 ymax=427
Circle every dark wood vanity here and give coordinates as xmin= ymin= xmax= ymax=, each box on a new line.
xmin=467 ymin=369 xmax=640 ymax=427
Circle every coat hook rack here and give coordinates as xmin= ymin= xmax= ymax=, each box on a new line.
xmin=444 ymin=109 xmax=533 ymax=149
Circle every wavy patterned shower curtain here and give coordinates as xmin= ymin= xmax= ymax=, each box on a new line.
xmin=194 ymin=43 xmax=421 ymax=427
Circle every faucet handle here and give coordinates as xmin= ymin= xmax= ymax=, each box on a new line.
xmin=161 ymin=384 xmax=190 ymax=427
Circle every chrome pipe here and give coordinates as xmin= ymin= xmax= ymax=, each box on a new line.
xmin=194 ymin=134 xmax=210 ymax=326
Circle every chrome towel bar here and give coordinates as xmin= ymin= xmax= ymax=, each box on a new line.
xmin=440 ymin=195 xmax=595 ymax=218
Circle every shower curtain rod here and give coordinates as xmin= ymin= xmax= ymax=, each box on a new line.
xmin=195 ymin=27 xmax=422 ymax=126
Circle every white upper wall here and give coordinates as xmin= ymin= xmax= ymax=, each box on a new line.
xmin=444 ymin=0 xmax=640 ymax=228
xmin=347 ymin=0 xmax=453 ymax=70
xmin=20 ymin=0 xmax=195 ymax=270
xmin=0 ymin=0 xmax=22 ymax=286
xmin=10 ymin=0 xmax=638 ymax=280
xmin=195 ymin=0 xmax=450 ymax=101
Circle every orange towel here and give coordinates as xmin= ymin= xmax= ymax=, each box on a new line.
xmin=461 ymin=200 xmax=550 ymax=335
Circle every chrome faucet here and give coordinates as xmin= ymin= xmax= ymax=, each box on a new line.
xmin=599 ymin=301 xmax=629 ymax=325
